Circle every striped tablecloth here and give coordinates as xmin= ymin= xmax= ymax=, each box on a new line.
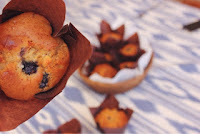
xmin=1 ymin=0 xmax=200 ymax=134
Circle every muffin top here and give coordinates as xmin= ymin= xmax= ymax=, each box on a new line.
xmin=91 ymin=63 xmax=117 ymax=78
xmin=0 ymin=12 xmax=70 ymax=100
xmin=120 ymin=43 xmax=139 ymax=57
xmin=95 ymin=108 xmax=128 ymax=128
xmin=100 ymin=33 xmax=122 ymax=44
xmin=119 ymin=61 xmax=137 ymax=69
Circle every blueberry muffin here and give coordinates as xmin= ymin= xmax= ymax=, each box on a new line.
xmin=119 ymin=43 xmax=139 ymax=57
xmin=95 ymin=108 xmax=128 ymax=128
xmin=91 ymin=63 xmax=117 ymax=78
xmin=100 ymin=33 xmax=122 ymax=44
xmin=119 ymin=61 xmax=137 ymax=69
xmin=0 ymin=12 xmax=70 ymax=100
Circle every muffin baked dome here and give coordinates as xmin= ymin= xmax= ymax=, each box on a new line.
xmin=91 ymin=63 xmax=117 ymax=78
xmin=95 ymin=108 xmax=128 ymax=128
xmin=0 ymin=12 xmax=70 ymax=100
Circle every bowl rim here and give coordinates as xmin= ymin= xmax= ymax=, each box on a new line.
xmin=78 ymin=52 xmax=154 ymax=94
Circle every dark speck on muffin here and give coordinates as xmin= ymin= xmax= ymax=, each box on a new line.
xmin=20 ymin=48 xmax=26 ymax=57
xmin=39 ymin=73 xmax=49 ymax=89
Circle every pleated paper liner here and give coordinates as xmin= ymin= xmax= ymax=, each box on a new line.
xmin=0 ymin=0 xmax=92 ymax=131
xmin=78 ymin=53 xmax=153 ymax=94
xmin=90 ymin=95 xmax=133 ymax=133
xmin=43 ymin=119 xmax=81 ymax=134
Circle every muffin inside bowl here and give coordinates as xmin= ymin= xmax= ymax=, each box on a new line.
xmin=79 ymin=20 xmax=153 ymax=94
xmin=90 ymin=95 xmax=133 ymax=133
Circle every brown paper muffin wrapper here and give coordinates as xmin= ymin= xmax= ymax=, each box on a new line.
xmin=0 ymin=0 xmax=92 ymax=131
xmin=97 ymin=20 xmax=124 ymax=52
xmin=99 ymin=20 xmax=125 ymax=37
xmin=90 ymin=95 xmax=133 ymax=134
xmin=43 ymin=119 xmax=81 ymax=134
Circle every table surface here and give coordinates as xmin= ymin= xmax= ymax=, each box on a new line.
xmin=1 ymin=0 xmax=200 ymax=134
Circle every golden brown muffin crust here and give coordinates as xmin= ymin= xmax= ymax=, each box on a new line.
xmin=120 ymin=43 xmax=139 ymax=57
xmin=100 ymin=33 xmax=122 ymax=44
xmin=95 ymin=108 xmax=128 ymax=128
xmin=104 ymin=53 xmax=112 ymax=62
xmin=91 ymin=63 xmax=117 ymax=78
xmin=119 ymin=61 xmax=137 ymax=69
xmin=0 ymin=12 xmax=70 ymax=100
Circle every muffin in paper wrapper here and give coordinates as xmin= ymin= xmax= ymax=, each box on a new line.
xmin=96 ymin=20 xmax=125 ymax=52
xmin=0 ymin=0 xmax=92 ymax=131
xmin=90 ymin=95 xmax=133 ymax=133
